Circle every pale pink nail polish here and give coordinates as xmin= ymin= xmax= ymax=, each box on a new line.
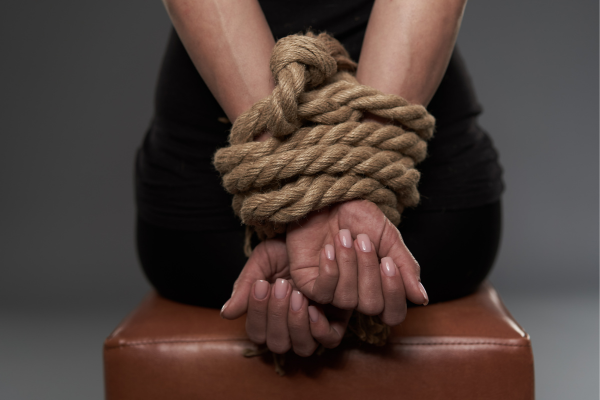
xmin=308 ymin=306 xmax=319 ymax=322
xmin=339 ymin=229 xmax=352 ymax=248
xmin=220 ymin=299 xmax=230 ymax=318
xmin=274 ymin=278 xmax=288 ymax=299
xmin=291 ymin=291 xmax=303 ymax=311
xmin=325 ymin=244 xmax=335 ymax=261
xmin=381 ymin=257 xmax=396 ymax=277
xmin=419 ymin=282 xmax=429 ymax=306
xmin=254 ymin=280 xmax=269 ymax=300
xmin=357 ymin=233 xmax=371 ymax=252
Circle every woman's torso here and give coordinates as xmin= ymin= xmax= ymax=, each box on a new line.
xmin=135 ymin=0 xmax=504 ymax=231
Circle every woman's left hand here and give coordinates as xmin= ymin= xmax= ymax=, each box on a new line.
xmin=286 ymin=199 xmax=428 ymax=323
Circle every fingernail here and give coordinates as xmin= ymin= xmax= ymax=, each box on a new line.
xmin=220 ymin=299 xmax=230 ymax=318
xmin=291 ymin=290 xmax=303 ymax=311
xmin=381 ymin=257 xmax=396 ymax=277
xmin=419 ymin=282 xmax=429 ymax=306
xmin=308 ymin=306 xmax=319 ymax=322
xmin=357 ymin=233 xmax=371 ymax=252
xmin=254 ymin=280 xmax=269 ymax=300
xmin=325 ymin=244 xmax=335 ymax=260
xmin=339 ymin=229 xmax=352 ymax=248
xmin=274 ymin=278 xmax=288 ymax=299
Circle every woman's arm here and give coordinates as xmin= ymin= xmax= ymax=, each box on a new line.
xmin=162 ymin=0 xmax=275 ymax=122
xmin=283 ymin=1 xmax=467 ymax=307
xmin=356 ymin=0 xmax=468 ymax=107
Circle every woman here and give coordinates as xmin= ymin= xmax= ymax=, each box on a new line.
xmin=135 ymin=0 xmax=503 ymax=356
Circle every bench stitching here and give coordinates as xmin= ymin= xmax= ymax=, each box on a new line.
xmin=105 ymin=339 xmax=531 ymax=350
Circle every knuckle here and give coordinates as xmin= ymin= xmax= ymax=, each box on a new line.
xmin=383 ymin=311 xmax=406 ymax=327
xmin=385 ymin=284 xmax=404 ymax=298
xmin=322 ymin=335 xmax=342 ymax=349
xmin=268 ymin=308 xmax=287 ymax=321
xmin=333 ymin=296 xmax=358 ymax=310
xmin=358 ymin=299 xmax=384 ymax=316
xmin=247 ymin=306 xmax=266 ymax=321
xmin=338 ymin=248 xmax=357 ymax=266
xmin=294 ymin=344 xmax=317 ymax=357
xmin=290 ymin=270 xmax=302 ymax=282
xmin=310 ymin=326 xmax=329 ymax=342
xmin=267 ymin=339 xmax=291 ymax=355
xmin=312 ymin=327 xmax=342 ymax=349
xmin=287 ymin=317 xmax=305 ymax=331
xmin=313 ymin=291 xmax=334 ymax=305
xmin=313 ymin=334 xmax=330 ymax=346
xmin=247 ymin=330 xmax=266 ymax=345
xmin=360 ymin=259 xmax=380 ymax=272
xmin=322 ymin=264 xmax=339 ymax=280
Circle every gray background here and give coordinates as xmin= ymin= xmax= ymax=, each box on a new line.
xmin=0 ymin=1 xmax=597 ymax=399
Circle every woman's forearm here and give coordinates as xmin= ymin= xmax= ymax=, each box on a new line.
xmin=356 ymin=0 xmax=467 ymax=106
xmin=162 ymin=0 xmax=275 ymax=122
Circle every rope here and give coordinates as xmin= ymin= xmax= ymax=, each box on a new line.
xmin=213 ymin=32 xmax=435 ymax=360
xmin=213 ymin=32 xmax=434 ymax=241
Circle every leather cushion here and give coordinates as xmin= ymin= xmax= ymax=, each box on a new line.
xmin=104 ymin=282 xmax=534 ymax=399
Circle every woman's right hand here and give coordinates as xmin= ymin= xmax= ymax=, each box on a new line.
xmin=221 ymin=238 xmax=352 ymax=356
xmin=245 ymin=278 xmax=353 ymax=356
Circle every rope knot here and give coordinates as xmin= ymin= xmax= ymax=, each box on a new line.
xmin=213 ymin=32 xmax=436 ymax=358
xmin=270 ymin=35 xmax=337 ymax=90
xmin=216 ymin=31 xmax=435 ymax=243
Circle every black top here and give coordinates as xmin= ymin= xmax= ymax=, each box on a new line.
xmin=135 ymin=0 xmax=504 ymax=232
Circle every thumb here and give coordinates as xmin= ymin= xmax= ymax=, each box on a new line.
xmin=220 ymin=278 xmax=254 ymax=320
xmin=220 ymin=256 xmax=266 ymax=320
xmin=220 ymin=239 xmax=288 ymax=319
xmin=379 ymin=219 xmax=429 ymax=306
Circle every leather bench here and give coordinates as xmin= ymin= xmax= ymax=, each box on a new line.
xmin=103 ymin=282 xmax=534 ymax=399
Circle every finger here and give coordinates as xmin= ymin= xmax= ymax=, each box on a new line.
xmin=380 ymin=219 xmax=429 ymax=305
xmin=221 ymin=262 xmax=264 ymax=320
xmin=288 ymin=290 xmax=318 ymax=357
xmin=331 ymin=229 xmax=358 ymax=309
xmin=266 ymin=279 xmax=293 ymax=354
xmin=221 ymin=239 xmax=288 ymax=319
xmin=308 ymin=244 xmax=339 ymax=304
xmin=308 ymin=304 xmax=352 ymax=349
xmin=245 ymin=280 xmax=271 ymax=344
xmin=379 ymin=257 xmax=407 ymax=326
xmin=355 ymin=234 xmax=384 ymax=316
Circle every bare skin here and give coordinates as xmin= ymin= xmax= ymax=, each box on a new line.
xmin=221 ymin=200 xmax=426 ymax=354
xmin=162 ymin=0 xmax=275 ymax=122
xmin=221 ymin=238 xmax=354 ymax=355
xmin=357 ymin=0 xmax=467 ymax=107
xmin=163 ymin=0 xmax=468 ymax=355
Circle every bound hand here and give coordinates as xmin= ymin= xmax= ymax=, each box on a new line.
xmin=286 ymin=199 xmax=428 ymax=325
xmin=221 ymin=238 xmax=352 ymax=356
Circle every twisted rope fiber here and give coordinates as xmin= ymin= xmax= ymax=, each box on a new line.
xmin=214 ymin=33 xmax=434 ymax=242
xmin=213 ymin=32 xmax=435 ymax=353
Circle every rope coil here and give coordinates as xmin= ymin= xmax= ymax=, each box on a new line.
xmin=214 ymin=32 xmax=434 ymax=242
xmin=213 ymin=32 xmax=435 ymax=350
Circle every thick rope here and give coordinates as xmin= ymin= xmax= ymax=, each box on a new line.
xmin=214 ymin=33 xmax=434 ymax=241
xmin=213 ymin=32 xmax=435 ymax=353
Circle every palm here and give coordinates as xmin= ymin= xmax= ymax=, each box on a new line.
xmin=287 ymin=199 xmax=424 ymax=308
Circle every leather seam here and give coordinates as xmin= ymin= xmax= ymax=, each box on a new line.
xmin=104 ymin=338 xmax=249 ymax=350
xmin=389 ymin=342 xmax=531 ymax=347
xmin=104 ymin=339 xmax=531 ymax=350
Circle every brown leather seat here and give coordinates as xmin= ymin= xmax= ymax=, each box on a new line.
xmin=103 ymin=282 xmax=534 ymax=399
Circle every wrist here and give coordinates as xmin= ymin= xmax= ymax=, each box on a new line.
xmin=254 ymin=130 xmax=273 ymax=142
xmin=361 ymin=111 xmax=393 ymax=125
